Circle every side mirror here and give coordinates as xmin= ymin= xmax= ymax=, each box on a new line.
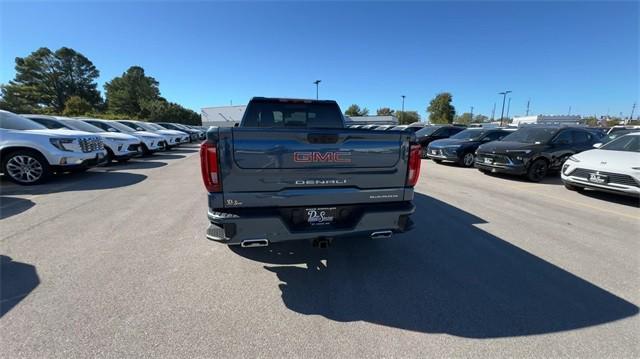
xmin=107 ymin=128 xmax=117 ymax=132
xmin=481 ymin=137 xmax=492 ymax=142
xmin=593 ymin=143 xmax=602 ymax=148
xmin=136 ymin=127 xmax=144 ymax=131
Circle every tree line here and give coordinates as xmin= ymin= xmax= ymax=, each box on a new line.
xmin=0 ymin=47 xmax=201 ymax=125
xmin=345 ymin=92 xmax=495 ymax=125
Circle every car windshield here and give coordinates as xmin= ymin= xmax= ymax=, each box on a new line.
xmin=59 ymin=119 xmax=103 ymax=133
xmin=600 ymin=135 xmax=640 ymax=152
xmin=415 ymin=126 xmax=441 ymax=136
xmin=119 ymin=121 xmax=148 ymax=131
xmin=603 ymin=129 xmax=639 ymax=143
xmin=106 ymin=121 xmax=136 ymax=133
xmin=502 ymin=127 xmax=558 ymax=144
xmin=145 ymin=123 xmax=166 ymax=130
xmin=450 ymin=129 xmax=484 ymax=140
xmin=0 ymin=111 xmax=47 ymax=130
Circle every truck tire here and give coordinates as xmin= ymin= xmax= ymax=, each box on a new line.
xmin=526 ymin=159 xmax=549 ymax=182
xmin=2 ymin=149 xmax=51 ymax=185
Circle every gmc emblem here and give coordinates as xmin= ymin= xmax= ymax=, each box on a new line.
xmin=293 ymin=151 xmax=352 ymax=163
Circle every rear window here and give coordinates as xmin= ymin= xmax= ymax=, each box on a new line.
xmin=242 ymin=100 xmax=344 ymax=128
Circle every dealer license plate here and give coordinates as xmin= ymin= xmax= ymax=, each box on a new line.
xmin=484 ymin=157 xmax=493 ymax=164
xmin=589 ymin=173 xmax=607 ymax=184
xmin=305 ymin=207 xmax=337 ymax=226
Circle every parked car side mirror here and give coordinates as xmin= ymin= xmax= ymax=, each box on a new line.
xmin=593 ymin=143 xmax=602 ymax=148
xmin=136 ymin=127 xmax=144 ymax=131
xmin=107 ymin=128 xmax=117 ymax=132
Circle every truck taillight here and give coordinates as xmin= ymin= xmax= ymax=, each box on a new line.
xmin=406 ymin=144 xmax=421 ymax=187
xmin=200 ymin=142 xmax=221 ymax=192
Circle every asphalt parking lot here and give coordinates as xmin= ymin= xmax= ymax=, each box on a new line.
xmin=1 ymin=144 xmax=638 ymax=357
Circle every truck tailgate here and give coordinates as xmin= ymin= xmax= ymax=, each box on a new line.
xmin=214 ymin=128 xmax=414 ymax=208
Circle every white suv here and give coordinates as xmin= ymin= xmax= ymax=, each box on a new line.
xmin=81 ymin=119 xmax=165 ymax=155
xmin=22 ymin=115 xmax=142 ymax=164
xmin=0 ymin=110 xmax=106 ymax=185
xmin=117 ymin=120 xmax=189 ymax=147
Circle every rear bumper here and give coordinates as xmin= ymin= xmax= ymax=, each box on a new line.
xmin=206 ymin=202 xmax=416 ymax=245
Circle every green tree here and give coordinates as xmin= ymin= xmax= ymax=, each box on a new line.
xmin=473 ymin=114 xmax=489 ymax=123
xmin=456 ymin=112 xmax=473 ymax=125
xmin=395 ymin=110 xmax=420 ymax=125
xmin=0 ymin=47 xmax=102 ymax=112
xmin=345 ymin=104 xmax=369 ymax=116
xmin=105 ymin=66 xmax=160 ymax=117
xmin=63 ymin=96 xmax=92 ymax=116
xmin=142 ymin=99 xmax=201 ymax=125
xmin=427 ymin=92 xmax=456 ymax=124
xmin=376 ymin=107 xmax=395 ymax=116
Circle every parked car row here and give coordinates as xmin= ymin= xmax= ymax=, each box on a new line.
xmin=0 ymin=110 xmax=206 ymax=185
xmin=421 ymin=123 xmax=639 ymax=197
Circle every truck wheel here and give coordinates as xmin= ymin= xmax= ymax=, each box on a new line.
xmin=2 ymin=149 xmax=51 ymax=185
xmin=460 ymin=152 xmax=475 ymax=167
xmin=526 ymin=159 xmax=548 ymax=182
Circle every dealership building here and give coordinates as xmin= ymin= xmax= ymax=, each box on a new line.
xmin=511 ymin=115 xmax=583 ymax=126
xmin=201 ymin=105 xmax=246 ymax=127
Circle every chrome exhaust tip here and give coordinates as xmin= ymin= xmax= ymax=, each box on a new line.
xmin=240 ymin=239 xmax=269 ymax=248
xmin=370 ymin=230 xmax=393 ymax=239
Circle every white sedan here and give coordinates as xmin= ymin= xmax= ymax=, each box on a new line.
xmin=561 ymin=133 xmax=640 ymax=197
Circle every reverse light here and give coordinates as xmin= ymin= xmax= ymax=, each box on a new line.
xmin=406 ymin=144 xmax=422 ymax=187
xmin=200 ymin=142 xmax=222 ymax=192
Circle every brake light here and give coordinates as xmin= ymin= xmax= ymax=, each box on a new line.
xmin=200 ymin=142 xmax=221 ymax=192
xmin=406 ymin=144 xmax=421 ymax=186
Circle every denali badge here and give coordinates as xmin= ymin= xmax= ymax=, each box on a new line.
xmin=295 ymin=179 xmax=347 ymax=185
xmin=293 ymin=151 xmax=351 ymax=163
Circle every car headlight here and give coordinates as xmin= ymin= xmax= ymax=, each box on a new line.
xmin=50 ymin=138 xmax=75 ymax=152
xmin=568 ymin=156 xmax=580 ymax=162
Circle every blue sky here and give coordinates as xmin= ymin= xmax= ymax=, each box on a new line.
xmin=1 ymin=1 xmax=638 ymax=119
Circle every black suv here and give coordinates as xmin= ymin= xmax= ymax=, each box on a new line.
xmin=426 ymin=128 xmax=512 ymax=167
xmin=475 ymin=126 xmax=599 ymax=181
xmin=415 ymin=125 xmax=466 ymax=158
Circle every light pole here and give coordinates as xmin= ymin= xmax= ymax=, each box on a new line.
xmin=491 ymin=102 xmax=496 ymax=121
xmin=401 ymin=95 xmax=405 ymax=124
xmin=313 ymin=80 xmax=321 ymax=100
xmin=506 ymin=97 xmax=511 ymax=120
xmin=498 ymin=90 xmax=512 ymax=126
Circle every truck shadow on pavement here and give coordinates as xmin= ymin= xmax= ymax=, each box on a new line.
xmin=0 ymin=255 xmax=39 ymax=318
xmin=231 ymin=193 xmax=638 ymax=339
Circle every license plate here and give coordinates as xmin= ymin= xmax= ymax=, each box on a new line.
xmin=305 ymin=207 xmax=337 ymax=226
xmin=589 ymin=173 xmax=607 ymax=184
xmin=484 ymin=157 xmax=493 ymax=164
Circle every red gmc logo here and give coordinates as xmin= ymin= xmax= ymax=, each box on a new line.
xmin=293 ymin=151 xmax=352 ymax=163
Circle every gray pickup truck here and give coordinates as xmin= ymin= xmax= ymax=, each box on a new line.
xmin=200 ymin=97 xmax=421 ymax=247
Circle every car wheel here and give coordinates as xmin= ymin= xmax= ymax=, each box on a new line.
xmin=527 ymin=159 xmax=549 ymax=182
xmin=461 ymin=152 xmax=475 ymax=167
xmin=104 ymin=148 xmax=114 ymax=164
xmin=564 ymin=183 xmax=584 ymax=192
xmin=140 ymin=143 xmax=152 ymax=156
xmin=2 ymin=150 xmax=50 ymax=185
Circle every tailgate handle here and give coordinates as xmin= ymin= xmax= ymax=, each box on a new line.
xmin=308 ymin=133 xmax=339 ymax=144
